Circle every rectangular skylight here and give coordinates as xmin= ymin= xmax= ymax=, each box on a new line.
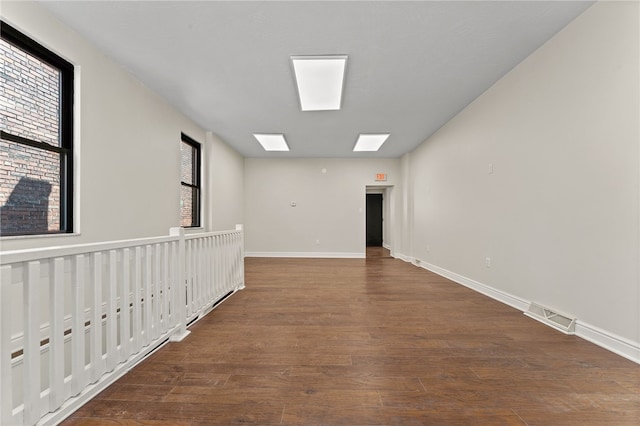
xmin=254 ymin=133 xmax=289 ymax=151
xmin=291 ymin=55 xmax=347 ymax=111
xmin=353 ymin=134 xmax=390 ymax=152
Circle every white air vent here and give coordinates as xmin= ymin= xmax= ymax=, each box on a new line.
xmin=525 ymin=302 xmax=576 ymax=334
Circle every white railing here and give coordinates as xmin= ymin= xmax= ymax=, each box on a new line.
xmin=0 ymin=226 xmax=244 ymax=426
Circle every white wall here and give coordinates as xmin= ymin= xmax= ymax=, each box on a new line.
xmin=207 ymin=132 xmax=244 ymax=231
xmin=0 ymin=1 xmax=244 ymax=251
xmin=244 ymin=158 xmax=400 ymax=257
xmin=401 ymin=1 xmax=639 ymax=353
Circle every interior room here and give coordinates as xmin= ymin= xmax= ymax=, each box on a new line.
xmin=1 ymin=1 xmax=638 ymax=425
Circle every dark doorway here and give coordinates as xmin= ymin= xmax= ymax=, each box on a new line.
xmin=366 ymin=193 xmax=383 ymax=246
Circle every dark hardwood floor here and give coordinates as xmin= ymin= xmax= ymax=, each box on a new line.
xmin=62 ymin=252 xmax=640 ymax=425
xmin=366 ymin=246 xmax=392 ymax=259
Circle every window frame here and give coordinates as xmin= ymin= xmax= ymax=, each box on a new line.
xmin=1 ymin=21 xmax=75 ymax=236
xmin=180 ymin=133 xmax=201 ymax=228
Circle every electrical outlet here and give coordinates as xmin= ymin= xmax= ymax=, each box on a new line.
xmin=315 ymin=239 xmax=320 ymax=245
xmin=485 ymin=257 xmax=491 ymax=267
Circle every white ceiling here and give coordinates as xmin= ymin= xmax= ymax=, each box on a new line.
xmin=39 ymin=0 xmax=594 ymax=158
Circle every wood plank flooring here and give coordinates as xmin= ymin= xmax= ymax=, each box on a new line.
xmin=62 ymin=250 xmax=640 ymax=425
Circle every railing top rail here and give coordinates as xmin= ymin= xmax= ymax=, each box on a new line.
xmin=1 ymin=234 xmax=179 ymax=265
xmin=1 ymin=227 xmax=244 ymax=265
xmin=185 ymin=229 xmax=243 ymax=240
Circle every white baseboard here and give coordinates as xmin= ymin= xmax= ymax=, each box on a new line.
xmin=245 ymin=251 xmax=365 ymax=259
xmin=393 ymin=252 xmax=640 ymax=365
xmin=576 ymin=321 xmax=640 ymax=364
xmin=414 ymin=259 xmax=529 ymax=313
xmin=393 ymin=253 xmax=414 ymax=264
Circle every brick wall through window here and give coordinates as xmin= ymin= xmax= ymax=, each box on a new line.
xmin=0 ymin=37 xmax=62 ymax=234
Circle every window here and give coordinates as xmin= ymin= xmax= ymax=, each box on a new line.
xmin=0 ymin=22 xmax=74 ymax=236
xmin=180 ymin=133 xmax=201 ymax=227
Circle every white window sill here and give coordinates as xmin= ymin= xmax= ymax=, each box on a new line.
xmin=1 ymin=232 xmax=81 ymax=241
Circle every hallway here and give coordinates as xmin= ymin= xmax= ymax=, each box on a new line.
xmin=62 ymin=256 xmax=640 ymax=425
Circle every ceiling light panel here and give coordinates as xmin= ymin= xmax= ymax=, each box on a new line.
xmin=254 ymin=134 xmax=289 ymax=151
xmin=353 ymin=134 xmax=390 ymax=152
xmin=291 ymin=55 xmax=347 ymax=111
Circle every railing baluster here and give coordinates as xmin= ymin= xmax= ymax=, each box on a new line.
xmin=71 ymin=255 xmax=86 ymax=396
xmin=106 ymin=251 xmax=118 ymax=372
xmin=222 ymin=234 xmax=229 ymax=292
xmin=227 ymin=234 xmax=232 ymax=290
xmin=198 ymin=240 xmax=201 ymax=308
xmin=194 ymin=239 xmax=200 ymax=312
xmin=208 ymin=237 xmax=214 ymax=300
xmin=142 ymin=245 xmax=151 ymax=347
xmin=197 ymin=239 xmax=204 ymax=311
xmin=232 ymin=233 xmax=239 ymax=286
xmin=120 ymin=249 xmax=131 ymax=362
xmin=169 ymin=227 xmax=190 ymax=342
xmin=219 ymin=235 xmax=225 ymax=292
xmin=190 ymin=241 xmax=196 ymax=315
xmin=49 ymin=257 xmax=65 ymax=410
xmin=230 ymin=234 xmax=235 ymax=289
xmin=144 ymin=245 xmax=152 ymax=347
xmin=214 ymin=235 xmax=220 ymax=300
xmin=223 ymin=235 xmax=228 ymax=291
xmin=235 ymin=233 xmax=240 ymax=286
xmin=23 ymin=261 xmax=41 ymax=425
xmin=200 ymin=238 xmax=207 ymax=306
xmin=237 ymin=225 xmax=246 ymax=289
xmin=229 ymin=234 xmax=235 ymax=288
xmin=90 ymin=253 xmax=104 ymax=383
xmin=191 ymin=240 xmax=197 ymax=315
xmin=0 ymin=265 xmax=13 ymax=425
xmin=219 ymin=235 xmax=225 ymax=294
xmin=132 ymin=247 xmax=142 ymax=354
xmin=229 ymin=234 xmax=235 ymax=289
xmin=162 ymin=243 xmax=170 ymax=333
xmin=214 ymin=235 xmax=220 ymax=298
xmin=230 ymin=234 xmax=236 ymax=288
xmin=237 ymin=233 xmax=243 ymax=287
xmin=204 ymin=238 xmax=209 ymax=306
xmin=192 ymin=240 xmax=197 ymax=315
xmin=169 ymin=241 xmax=177 ymax=328
xmin=185 ymin=241 xmax=192 ymax=318
xmin=153 ymin=244 xmax=161 ymax=340
xmin=215 ymin=235 xmax=220 ymax=293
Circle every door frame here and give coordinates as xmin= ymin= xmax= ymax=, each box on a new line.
xmin=365 ymin=185 xmax=395 ymax=254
